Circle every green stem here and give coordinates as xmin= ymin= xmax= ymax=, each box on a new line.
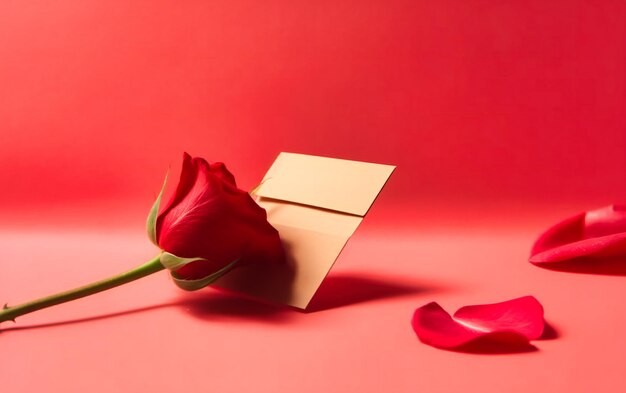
xmin=0 ymin=255 xmax=164 ymax=324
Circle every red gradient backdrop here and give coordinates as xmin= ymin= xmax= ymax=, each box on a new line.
xmin=1 ymin=2 xmax=626 ymax=393
xmin=1 ymin=1 xmax=625 ymax=215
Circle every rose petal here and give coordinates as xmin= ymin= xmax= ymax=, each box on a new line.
xmin=411 ymin=296 xmax=544 ymax=349
xmin=453 ymin=296 xmax=544 ymax=340
xmin=530 ymin=205 xmax=626 ymax=263
xmin=584 ymin=205 xmax=626 ymax=238
xmin=155 ymin=152 xmax=198 ymax=239
xmin=208 ymin=162 xmax=237 ymax=186
xmin=412 ymin=302 xmax=486 ymax=348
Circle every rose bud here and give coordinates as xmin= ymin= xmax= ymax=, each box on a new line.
xmin=1 ymin=153 xmax=284 ymax=324
xmin=151 ymin=153 xmax=285 ymax=290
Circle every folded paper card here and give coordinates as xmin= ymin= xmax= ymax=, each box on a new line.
xmin=213 ymin=152 xmax=395 ymax=309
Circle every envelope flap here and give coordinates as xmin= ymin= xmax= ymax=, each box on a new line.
xmin=256 ymin=152 xmax=395 ymax=216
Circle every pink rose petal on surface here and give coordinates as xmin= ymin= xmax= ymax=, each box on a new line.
xmin=411 ymin=296 xmax=544 ymax=349
xmin=530 ymin=205 xmax=626 ymax=264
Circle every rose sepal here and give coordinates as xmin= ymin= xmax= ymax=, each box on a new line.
xmin=170 ymin=258 xmax=240 ymax=291
xmin=159 ymin=251 xmax=207 ymax=270
xmin=147 ymin=172 xmax=168 ymax=246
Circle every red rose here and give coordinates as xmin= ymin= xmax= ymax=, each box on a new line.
xmin=0 ymin=153 xmax=285 ymax=324
xmin=153 ymin=153 xmax=284 ymax=287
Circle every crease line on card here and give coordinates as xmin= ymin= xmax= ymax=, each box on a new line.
xmin=257 ymin=196 xmax=366 ymax=218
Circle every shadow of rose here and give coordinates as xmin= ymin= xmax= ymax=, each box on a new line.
xmin=0 ymin=271 xmax=438 ymax=332
xmin=181 ymin=271 xmax=436 ymax=320
xmin=177 ymin=290 xmax=294 ymax=323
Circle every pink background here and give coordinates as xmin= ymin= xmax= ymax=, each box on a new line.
xmin=1 ymin=1 xmax=625 ymax=392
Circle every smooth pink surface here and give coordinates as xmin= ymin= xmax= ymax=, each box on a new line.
xmin=1 ymin=1 xmax=626 ymax=392
xmin=412 ymin=296 xmax=544 ymax=349
xmin=4 ymin=225 xmax=626 ymax=392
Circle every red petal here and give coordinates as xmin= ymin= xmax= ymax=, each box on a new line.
xmin=453 ymin=296 xmax=544 ymax=340
xmin=209 ymin=162 xmax=237 ymax=186
xmin=155 ymin=152 xmax=198 ymax=241
xmin=584 ymin=205 xmax=626 ymax=238
xmin=530 ymin=205 xmax=626 ymax=263
xmin=411 ymin=296 xmax=544 ymax=349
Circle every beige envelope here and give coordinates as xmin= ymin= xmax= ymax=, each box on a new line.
xmin=213 ymin=152 xmax=396 ymax=309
